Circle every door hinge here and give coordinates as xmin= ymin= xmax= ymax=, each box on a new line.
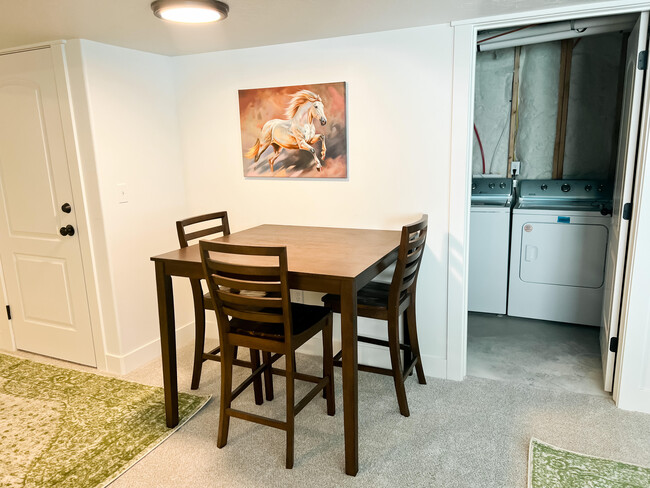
xmin=622 ymin=202 xmax=632 ymax=221
xmin=5 ymin=305 xmax=10 ymax=320
xmin=609 ymin=336 xmax=619 ymax=353
xmin=639 ymin=50 xmax=648 ymax=70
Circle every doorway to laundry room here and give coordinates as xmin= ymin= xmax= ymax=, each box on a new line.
xmin=466 ymin=11 xmax=648 ymax=396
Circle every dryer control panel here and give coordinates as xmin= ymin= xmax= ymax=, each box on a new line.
xmin=518 ymin=179 xmax=612 ymax=202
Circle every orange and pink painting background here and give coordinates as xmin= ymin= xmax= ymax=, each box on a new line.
xmin=238 ymin=82 xmax=347 ymax=178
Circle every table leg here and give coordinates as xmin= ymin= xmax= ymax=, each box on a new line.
xmin=155 ymin=261 xmax=179 ymax=427
xmin=340 ymin=279 xmax=358 ymax=476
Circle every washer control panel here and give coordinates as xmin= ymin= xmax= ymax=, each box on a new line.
xmin=519 ymin=179 xmax=611 ymax=201
xmin=471 ymin=177 xmax=513 ymax=200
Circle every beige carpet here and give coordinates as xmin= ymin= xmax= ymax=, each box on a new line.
xmin=7 ymin=344 xmax=650 ymax=487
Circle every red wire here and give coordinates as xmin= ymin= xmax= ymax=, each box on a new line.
xmin=474 ymin=124 xmax=486 ymax=174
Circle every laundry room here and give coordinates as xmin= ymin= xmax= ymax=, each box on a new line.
xmin=466 ymin=13 xmax=644 ymax=396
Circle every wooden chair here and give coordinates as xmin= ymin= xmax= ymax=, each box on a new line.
xmin=199 ymin=240 xmax=335 ymax=469
xmin=177 ymin=211 xmax=270 ymax=402
xmin=322 ymin=215 xmax=428 ymax=417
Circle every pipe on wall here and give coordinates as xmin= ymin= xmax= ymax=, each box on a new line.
xmin=478 ymin=14 xmax=636 ymax=51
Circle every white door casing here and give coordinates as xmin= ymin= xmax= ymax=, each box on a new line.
xmin=600 ymin=11 xmax=648 ymax=392
xmin=613 ymin=20 xmax=650 ymax=411
xmin=0 ymin=47 xmax=96 ymax=366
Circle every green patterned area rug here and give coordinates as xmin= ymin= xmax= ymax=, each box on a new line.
xmin=529 ymin=438 xmax=650 ymax=487
xmin=0 ymin=353 xmax=209 ymax=488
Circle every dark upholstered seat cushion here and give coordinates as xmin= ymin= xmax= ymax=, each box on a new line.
xmin=230 ymin=303 xmax=330 ymax=340
xmin=322 ymin=280 xmax=407 ymax=310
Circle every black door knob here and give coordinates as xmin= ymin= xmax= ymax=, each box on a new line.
xmin=61 ymin=203 xmax=71 ymax=213
xmin=59 ymin=225 xmax=75 ymax=236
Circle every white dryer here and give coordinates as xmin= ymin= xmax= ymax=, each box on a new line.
xmin=508 ymin=179 xmax=612 ymax=326
xmin=468 ymin=177 xmax=513 ymax=315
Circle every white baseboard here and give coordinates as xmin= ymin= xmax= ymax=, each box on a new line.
xmin=104 ymin=321 xmax=195 ymax=375
xmin=297 ymin=336 xmax=448 ymax=379
xmin=105 ymin=318 xmax=451 ymax=380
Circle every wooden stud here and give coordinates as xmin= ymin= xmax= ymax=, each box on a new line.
xmin=552 ymin=39 xmax=574 ymax=180
xmin=507 ymin=46 xmax=521 ymax=178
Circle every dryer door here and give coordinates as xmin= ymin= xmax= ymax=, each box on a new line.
xmin=519 ymin=222 xmax=608 ymax=288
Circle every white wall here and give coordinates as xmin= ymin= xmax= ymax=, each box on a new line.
xmin=172 ymin=26 xmax=454 ymax=377
xmin=67 ymin=40 xmax=194 ymax=373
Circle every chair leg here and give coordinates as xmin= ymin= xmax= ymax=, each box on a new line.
xmin=406 ymin=302 xmax=426 ymax=385
xmin=217 ymin=344 xmax=234 ymax=448
xmin=402 ymin=309 xmax=413 ymax=375
xmin=323 ymin=316 xmax=335 ymax=416
xmin=250 ymin=349 xmax=264 ymax=405
xmin=388 ymin=311 xmax=410 ymax=417
xmin=285 ymin=352 xmax=295 ymax=469
xmin=191 ymin=290 xmax=207 ymax=390
xmin=262 ymin=351 xmax=274 ymax=401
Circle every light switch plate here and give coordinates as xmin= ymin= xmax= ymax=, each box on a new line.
xmin=117 ymin=183 xmax=128 ymax=203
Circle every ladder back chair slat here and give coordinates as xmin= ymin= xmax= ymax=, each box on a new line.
xmin=321 ymin=214 xmax=428 ymax=417
xmin=175 ymin=210 xmax=270 ymax=400
xmin=198 ymin=239 xmax=335 ymax=469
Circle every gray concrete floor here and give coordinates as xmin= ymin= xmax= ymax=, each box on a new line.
xmin=467 ymin=312 xmax=608 ymax=397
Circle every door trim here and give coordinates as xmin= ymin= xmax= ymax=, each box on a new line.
xmin=0 ymin=41 xmax=107 ymax=370
xmin=51 ymin=43 xmax=107 ymax=371
xmin=448 ymin=1 xmax=649 ymax=382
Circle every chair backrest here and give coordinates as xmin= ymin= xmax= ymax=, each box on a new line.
xmin=199 ymin=240 xmax=293 ymax=342
xmin=390 ymin=215 xmax=428 ymax=305
xmin=176 ymin=211 xmax=230 ymax=248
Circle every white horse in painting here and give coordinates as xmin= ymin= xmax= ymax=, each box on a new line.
xmin=245 ymin=90 xmax=327 ymax=172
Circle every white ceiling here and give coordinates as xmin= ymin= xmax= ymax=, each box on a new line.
xmin=2 ymin=0 xmax=614 ymax=56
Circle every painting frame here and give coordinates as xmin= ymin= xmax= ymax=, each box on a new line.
xmin=238 ymin=81 xmax=348 ymax=178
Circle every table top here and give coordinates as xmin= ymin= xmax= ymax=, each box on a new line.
xmin=151 ymin=224 xmax=401 ymax=280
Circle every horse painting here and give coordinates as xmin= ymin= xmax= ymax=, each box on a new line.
xmin=244 ymin=90 xmax=328 ymax=172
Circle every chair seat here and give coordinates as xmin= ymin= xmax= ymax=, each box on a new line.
xmin=322 ymin=281 xmax=408 ymax=319
xmin=230 ymin=303 xmax=330 ymax=340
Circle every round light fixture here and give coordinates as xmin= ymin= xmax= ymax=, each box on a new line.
xmin=151 ymin=0 xmax=229 ymax=24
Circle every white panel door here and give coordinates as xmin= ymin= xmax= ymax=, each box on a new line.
xmin=601 ymin=12 xmax=648 ymax=392
xmin=0 ymin=48 xmax=96 ymax=366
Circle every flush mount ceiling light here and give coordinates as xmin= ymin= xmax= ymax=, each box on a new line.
xmin=151 ymin=0 xmax=229 ymax=24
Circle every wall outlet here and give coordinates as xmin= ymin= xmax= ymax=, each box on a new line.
xmin=290 ymin=290 xmax=304 ymax=304
xmin=511 ymin=161 xmax=521 ymax=176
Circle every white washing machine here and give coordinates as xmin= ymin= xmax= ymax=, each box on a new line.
xmin=508 ymin=179 xmax=612 ymax=326
xmin=468 ymin=177 xmax=513 ymax=315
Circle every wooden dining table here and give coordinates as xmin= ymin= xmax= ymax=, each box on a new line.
xmin=151 ymin=224 xmax=401 ymax=475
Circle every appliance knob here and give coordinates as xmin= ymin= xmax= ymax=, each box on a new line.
xmin=472 ymin=183 xmax=476 ymax=190
xmin=499 ymin=182 xmax=506 ymax=189
xmin=561 ymin=183 xmax=571 ymax=192
xmin=488 ymin=183 xmax=495 ymax=189
xmin=541 ymin=184 xmax=548 ymax=191
xmin=585 ymin=185 xmax=592 ymax=192
xmin=598 ymin=184 xmax=604 ymax=192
